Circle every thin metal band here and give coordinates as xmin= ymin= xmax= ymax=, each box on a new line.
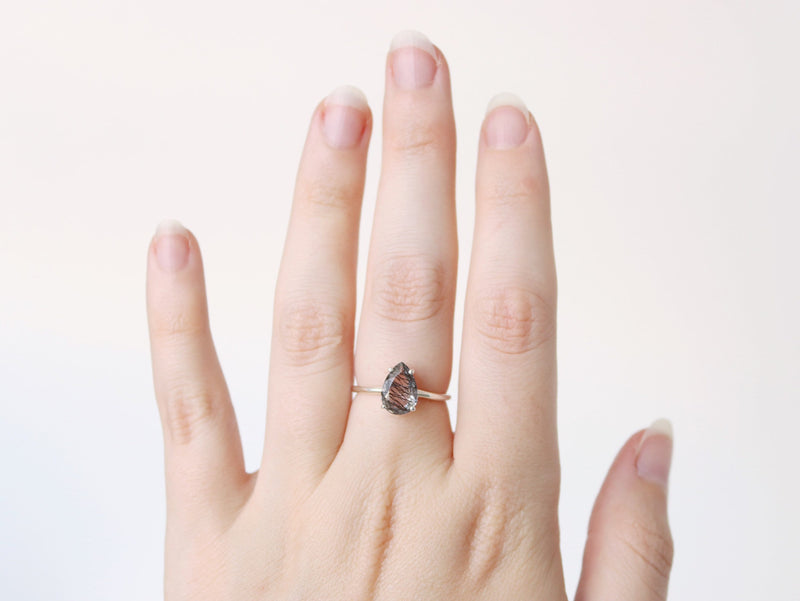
xmin=351 ymin=385 xmax=451 ymax=402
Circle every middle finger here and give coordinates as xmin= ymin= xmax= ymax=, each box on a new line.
xmin=345 ymin=31 xmax=457 ymax=465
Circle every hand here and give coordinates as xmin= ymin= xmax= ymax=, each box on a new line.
xmin=146 ymin=30 xmax=674 ymax=600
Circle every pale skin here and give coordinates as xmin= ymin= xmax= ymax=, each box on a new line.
xmin=146 ymin=31 xmax=674 ymax=600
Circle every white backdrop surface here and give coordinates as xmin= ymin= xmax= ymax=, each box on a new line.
xmin=1 ymin=1 xmax=798 ymax=599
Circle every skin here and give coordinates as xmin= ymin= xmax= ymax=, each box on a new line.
xmin=146 ymin=33 xmax=674 ymax=600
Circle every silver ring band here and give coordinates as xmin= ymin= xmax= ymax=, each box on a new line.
xmin=352 ymin=361 xmax=451 ymax=415
xmin=351 ymin=386 xmax=451 ymax=402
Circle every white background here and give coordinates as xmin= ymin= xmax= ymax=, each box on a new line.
xmin=1 ymin=0 xmax=798 ymax=598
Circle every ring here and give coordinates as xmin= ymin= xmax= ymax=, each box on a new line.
xmin=352 ymin=361 xmax=451 ymax=415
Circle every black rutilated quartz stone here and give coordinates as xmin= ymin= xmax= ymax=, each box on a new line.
xmin=381 ymin=362 xmax=418 ymax=414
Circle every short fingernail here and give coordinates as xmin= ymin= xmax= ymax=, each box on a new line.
xmin=322 ymin=85 xmax=369 ymax=149
xmin=485 ymin=92 xmax=531 ymax=149
xmin=154 ymin=219 xmax=190 ymax=272
xmin=636 ymin=418 xmax=674 ymax=489
xmin=389 ymin=30 xmax=437 ymax=89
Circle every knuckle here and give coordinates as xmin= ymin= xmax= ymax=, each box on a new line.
xmin=277 ymin=300 xmax=349 ymax=369
xmin=618 ymin=517 xmax=675 ymax=583
xmin=371 ymin=255 xmax=448 ymax=323
xmin=482 ymin=173 xmax=545 ymax=209
xmin=152 ymin=310 xmax=209 ymax=341
xmin=298 ymin=176 xmax=360 ymax=213
xmin=162 ymin=384 xmax=216 ymax=445
xmin=472 ymin=285 xmax=555 ymax=356
xmin=461 ymin=478 xmax=536 ymax=586
xmin=330 ymin=472 xmax=399 ymax=599
xmin=388 ymin=118 xmax=448 ymax=157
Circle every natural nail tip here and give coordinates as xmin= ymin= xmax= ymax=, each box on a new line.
xmin=484 ymin=92 xmax=531 ymax=149
xmin=155 ymin=218 xmax=187 ymax=237
xmin=646 ymin=418 xmax=674 ymax=440
xmin=389 ymin=29 xmax=437 ymax=59
xmin=636 ymin=417 xmax=674 ymax=489
xmin=153 ymin=219 xmax=190 ymax=272
xmin=325 ymin=84 xmax=369 ymax=111
xmin=485 ymin=92 xmax=529 ymax=118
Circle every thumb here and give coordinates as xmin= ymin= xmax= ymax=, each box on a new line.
xmin=575 ymin=419 xmax=675 ymax=601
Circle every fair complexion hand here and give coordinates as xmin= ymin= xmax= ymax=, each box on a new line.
xmin=146 ymin=31 xmax=674 ymax=600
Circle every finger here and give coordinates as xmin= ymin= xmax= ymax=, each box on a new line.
xmin=454 ymin=94 xmax=558 ymax=493
xmin=348 ymin=30 xmax=457 ymax=462
xmin=576 ymin=420 xmax=675 ymax=601
xmin=264 ymin=85 xmax=372 ymax=481
xmin=146 ymin=220 xmax=248 ymax=517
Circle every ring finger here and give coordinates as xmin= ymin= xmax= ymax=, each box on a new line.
xmin=345 ymin=31 xmax=458 ymax=465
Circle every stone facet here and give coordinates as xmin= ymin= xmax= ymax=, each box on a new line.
xmin=381 ymin=362 xmax=418 ymax=414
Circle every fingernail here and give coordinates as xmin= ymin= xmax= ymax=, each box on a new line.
xmin=389 ymin=30 xmax=437 ymax=89
xmin=485 ymin=92 xmax=531 ymax=149
xmin=322 ymin=85 xmax=369 ymax=149
xmin=636 ymin=418 xmax=674 ymax=489
xmin=154 ymin=219 xmax=190 ymax=272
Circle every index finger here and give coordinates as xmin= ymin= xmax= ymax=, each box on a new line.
xmin=453 ymin=94 xmax=558 ymax=497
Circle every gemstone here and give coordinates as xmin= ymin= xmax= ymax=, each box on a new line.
xmin=381 ymin=362 xmax=418 ymax=415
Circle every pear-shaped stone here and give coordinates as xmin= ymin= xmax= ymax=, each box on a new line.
xmin=381 ymin=362 xmax=418 ymax=415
